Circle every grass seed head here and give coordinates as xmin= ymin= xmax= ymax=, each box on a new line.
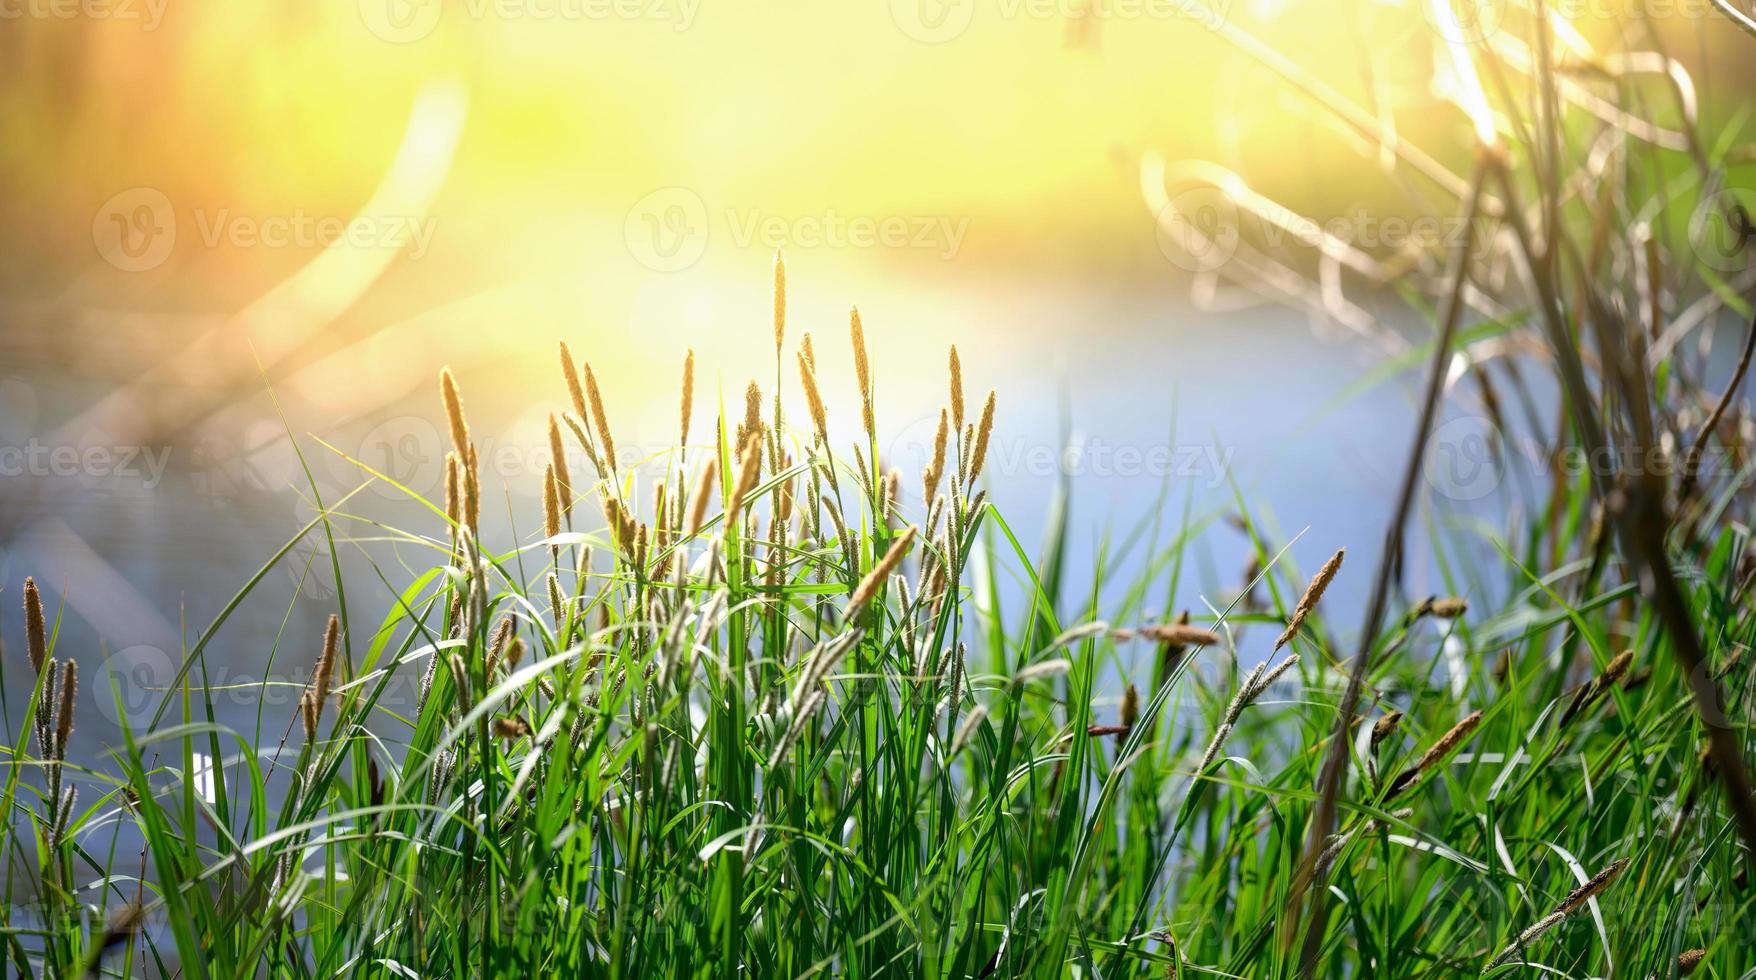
xmin=54 ymin=659 xmax=76 ymax=758
xmin=799 ymin=352 xmax=829 ymax=441
xmin=968 ymin=390 xmax=996 ymax=483
xmin=559 ymin=341 xmax=589 ymax=422
xmin=23 ymin=576 xmax=47 ymax=675
xmin=849 ymin=526 xmax=917 ymax=620
xmin=1677 ymin=949 xmax=1706 ymax=974
xmin=583 ymin=362 xmax=617 ymax=472
xmin=1421 ymin=596 xmax=1468 ymax=619
xmin=1121 ymin=683 xmax=1140 ymax=730
xmin=851 ymin=307 xmax=874 ymax=439
xmin=548 ymin=414 xmax=572 ymax=518
xmin=949 ymin=345 xmax=965 ymax=431
xmin=1370 ymin=710 xmax=1403 ymax=749
xmin=679 ymin=348 xmax=695 ymax=448
xmin=1275 ymin=548 xmax=1344 ymax=651
xmin=544 ymin=464 xmax=562 ymax=539
xmin=1140 ymin=623 xmax=1222 ymax=647
xmin=773 ymin=250 xmax=786 ymax=352
xmin=686 ymin=458 xmax=718 ymax=536
xmin=313 ymin=613 xmax=340 ymax=709
xmin=439 ymin=368 xmax=471 ymax=459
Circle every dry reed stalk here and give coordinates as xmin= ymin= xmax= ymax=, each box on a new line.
xmin=851 ymin=307 xmax=874 ymax=440
xmin=949 ymin=345 xmax=965 ymax=432
xmin=679 ymin=349 xmax=695 ymax=449
xmin=1385 ymin=709 xmax=1482 ymax=799
xmin=1275 ymin=548 xmax=1344 ymax=651
xmin=1485 ymin=859 xmax=1630 ymax=970
xmin=799 ymin=352 xmax=829 ymax=442
xmin=23 ymin=577 xmax=47 ymax=675
xmin=583 ymin=362 xmax=617 ymax=473
xmin=439 ymin=368 xmax=470 ymax=458
xmin=543 ymin=464 xmax=562 ymax=540
xmin=685 ymin=458 xmax=718 ymax=536
xmin=847 ymin=526 xmax=918 ymax=620
xmin=548 ymin=414 xmax=573 ymax=519
xmin=968 ymin=391 xmax=996 ymax=483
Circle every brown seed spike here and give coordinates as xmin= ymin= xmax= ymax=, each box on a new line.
xmin=559 ymin=341 xmax=589 ymax=422
xmin=726 ymin=432 xmax=763 ymax=527
xmin=543 ymin=464 xmax=563 ymax=539
xmin=949 ymin=345 xmax=965 ymax=432
xmin=773 ymin=251 xmax=786 ymax=353
xmin=801 ymin=332 xmax=816 ymax=373
xmin=1138 ymin=623 xmax=1221 ymax=647
xmin=54 ymin=659 xmax=76 ymax=758
xmin=1677 ymin=949 xmax=1706 ymax=974
xmin=443 ymin=453 xmax=460 ymax=531
xmin=799 ymin=352 xmax=829 ymax=441
xmin=583 ymin=362 xmax=617 ymax=473
xmin=851 ymin=307 xmax=874 ymax=439
xmin=23 ymin=576 xmax=47 ymax=675
xmin=686 ymin=458 xmax=718 ymax=536
xmin=313 ymin=614 xmax=340 ymax=711
xmin=1120 ymin=683 xmax=1139 ymax=731
xmin=439 ymin=368 xmax=470 ymax=458
xmin=548 ymin=414 xmax=572 ymax=519
xmin=1552 ymin=857 xmax=1629 ymax=917
xmin=1370 ymin=710 xmax=1403 ymax=748
xmin=1421 ymin=596 xmax=1468 ymax=619
xmin=679 ymin=349 xmax=695 ymax=449
xmin=923 ymin=408 xmax=949 ymax=503
xmin=848 ymin=526 xmax=917 ymax=620
xmin=1275 ymin=548 xmax=1345 ymax=651
xmin=967 ymin=390 xmax=997 ymax=483
xmin=739 ymin=381 xmax=763 ymax=451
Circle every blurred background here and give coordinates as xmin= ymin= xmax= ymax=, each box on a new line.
xmin=0 ymin=0 xmax=1751 ymax=739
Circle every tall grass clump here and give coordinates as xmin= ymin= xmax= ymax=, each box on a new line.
xmin=5 ymin=7 xmax=1756 ymax=979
